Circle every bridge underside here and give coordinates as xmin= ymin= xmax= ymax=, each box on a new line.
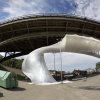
xmin=0 ymin=14 xmax=100 ymax=62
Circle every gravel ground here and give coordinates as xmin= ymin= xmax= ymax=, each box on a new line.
xmin=0 ymin=75 xmax=100 ymax=100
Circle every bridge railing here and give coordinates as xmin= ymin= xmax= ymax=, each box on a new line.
xmin=0 ymin=13 xmax=100 ymax=25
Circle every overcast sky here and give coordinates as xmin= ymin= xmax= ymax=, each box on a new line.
xmin=0 ymin=0 xmax=100 ymax=72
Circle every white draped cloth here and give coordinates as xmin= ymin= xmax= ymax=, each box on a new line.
xmin=22 ymin=34 xmax=100 ymax=84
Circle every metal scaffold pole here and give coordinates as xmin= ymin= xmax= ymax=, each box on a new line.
xmin=60 ymin=41 xmax=63 ymax=84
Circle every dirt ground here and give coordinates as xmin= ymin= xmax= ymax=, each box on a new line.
xmin=0 ymin=75 xmax=100 ymax=100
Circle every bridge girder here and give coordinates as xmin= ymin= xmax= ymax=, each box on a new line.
xmin=0 ymin=14 xmax=100 ymax=62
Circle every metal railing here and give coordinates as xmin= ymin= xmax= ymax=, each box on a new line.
xmin=0 ymin=13 xmax=100 ymax=25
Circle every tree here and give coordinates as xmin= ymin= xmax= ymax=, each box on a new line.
xmin=2 ymin=58 xmax=23 ymax=69
xmin=96 ymin=62 xmax=100 ymax=72
xmin=96 ymin=62 xmax=100 ymax=69
xmin=16 ymin=59 xmax=23 ymax=69
xmin=0 ymin=54 xmax=3 ymax=59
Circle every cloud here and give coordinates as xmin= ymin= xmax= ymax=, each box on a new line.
xmin=2 ymin=0 xmax=48 ymax=19
xmin=1 ymin=0 xmax=68 ymax=20
xmin=75 ymin=0 xmax=100 ymax=20
xmin=1 ymin=0 xmax=100 ymax=21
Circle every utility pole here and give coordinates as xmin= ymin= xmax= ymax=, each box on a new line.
xmin=53 ymin=53 xmax=56 ymax=73
xmin=60 ymin=41 xmax=63 ymax=84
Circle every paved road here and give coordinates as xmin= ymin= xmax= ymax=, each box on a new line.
xmin=0 ymin=75 xmax=100 ymax=100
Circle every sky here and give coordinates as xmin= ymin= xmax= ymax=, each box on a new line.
xmin=0 ymin=0 xmax=100 ymax=72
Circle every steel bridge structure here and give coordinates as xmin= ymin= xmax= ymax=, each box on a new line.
xmin=0 ymin=14 xmax=100 ymax=62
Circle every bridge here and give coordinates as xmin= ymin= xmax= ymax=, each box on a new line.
xmin=0 ymin=14 xmax=100 ymax=62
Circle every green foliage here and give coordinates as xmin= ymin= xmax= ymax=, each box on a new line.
xmin=2 ymin=58 xmax=23 ymax=69
xmin=96 ymin=62 xmax=100 ymax=69
xmin=16 ymin=59 xmax=23 ymax=69
xmin=0 ymin=54 xmax=3 ymax=59
xmin=73 ymin=69 xmax=79 ymax=73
